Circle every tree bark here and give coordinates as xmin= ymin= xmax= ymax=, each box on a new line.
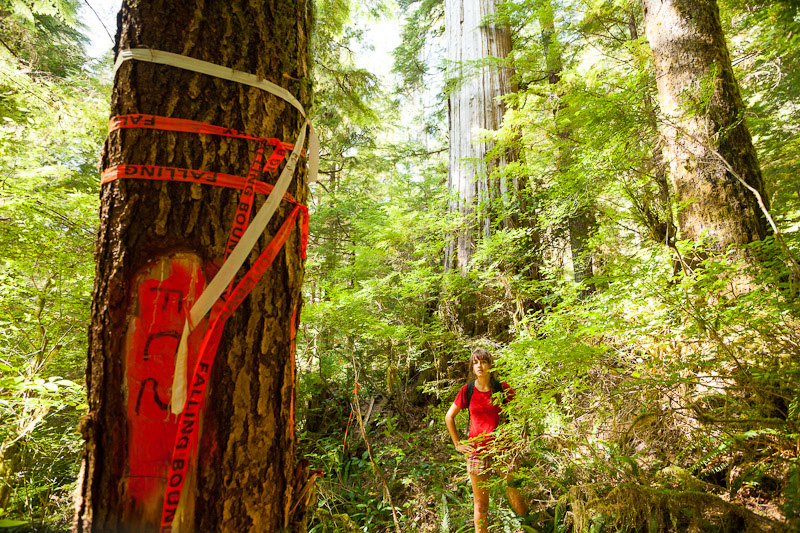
xmin=444 ymin=0 xmax=517 ymax=272
xmin=642 ymin=0 xmax=769 ymax=260
xmin=539 ymin=1 xmax=595 ymax=296
xmin=569 ymin=208 xmax=596 ymax=298
xmin=627 ymin=9 xmax=677 ymax=249
xmin=73 ymin=0 xmax=311 ymax=531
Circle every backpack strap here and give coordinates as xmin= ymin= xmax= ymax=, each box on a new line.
xmin=465 ymin=379 xmax=475 ymax=409
xmin=465 ymin=380 xmax=475 ymax=436
xmin=491 ymin=376 xmax=504 ymax=397
xmin=466 ymin=378 xmax=507 ymax=411
xmin=491 ymin=377 xmax=508 ymax=426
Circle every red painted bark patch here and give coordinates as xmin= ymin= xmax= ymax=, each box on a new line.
xmin=122 ymin=254 xmax=208 ymax=515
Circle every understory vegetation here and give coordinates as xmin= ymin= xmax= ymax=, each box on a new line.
xmin=1 ymin=0 xmax=799 ymax=531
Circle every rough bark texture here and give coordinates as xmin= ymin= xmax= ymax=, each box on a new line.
xmin=73 ymin=0 xmax=311 ymax=531
xmin=540 ymin=1 xmax=595 ymax=296
xmin=642 ymin=0 xmax=769 ymax=258
xmin=628 ymin=10 xmax=676 ymax=249
xmin=444 ymin=0 xmax=516 ymax=272
xmin=569 ymin=208 xmax=596 ymax=297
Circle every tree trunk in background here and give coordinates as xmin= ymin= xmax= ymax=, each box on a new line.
xmin=627 ymin=10 xmax=677 ymax=249
xmin=539 ymin=1 xmax=595 ymax=297
xmin=73 ymin=0 xmax=311 ymax=531
xmin=642 ymin=0 xmax=769 ymax=261
xmin=569 ymin=209 xmax=596 ymax=298
xmin=444 ymin=0 xmax=517 ymax=272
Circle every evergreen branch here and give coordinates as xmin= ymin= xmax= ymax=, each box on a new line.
xmin=81 ymin=0 xmax=114 ymax=43
xmin=349 ymin=354 xmax=402 ymax=533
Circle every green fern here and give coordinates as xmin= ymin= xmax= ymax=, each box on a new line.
xmin=784 ymin=462 xmax=800 ymax=519
xmin=439 ymin=492 xmax=450 ymax=533
xmin=690 ymin=429 xmax=777 ymax=476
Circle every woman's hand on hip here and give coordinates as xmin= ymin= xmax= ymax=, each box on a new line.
xmin=455 ymin=442 xmax=472 ymax=454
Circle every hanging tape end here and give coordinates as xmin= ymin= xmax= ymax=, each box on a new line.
xmin=170 ymin=322 xmax=190 ymax=415
xmin=307 ymin=128 xmax=319 ymax=183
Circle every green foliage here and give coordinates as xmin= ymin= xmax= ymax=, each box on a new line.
xmin=312 ymin=0 xmax=382 ymax=129
xmin=0 ymin=0 xmax=796 ymax=529
xmin=0 ymin=0 xmax=87 ymax=76
xmin=719 ymin=0 xmax=800 ymax=228
xmin=302 ymin=0 xmax=453 ymax=416
xmin=301 ymin=401 xmax=488 ymax=533
xmin=392 ymin=0 xmax=443 ymax=93
xmin=299 ymin=0 xmax=800 ymax=529
xmin=0 ymin=1 xmax=107 ymax=525
xmin=785 ymin=461 xmax=800 ymax=520
xmin=492 ymin=236 xmax=800 ymax=529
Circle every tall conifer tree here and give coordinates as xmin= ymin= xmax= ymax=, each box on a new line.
xmin=642 ymin=0 xmax=770 ymax=264
xmin=538 ymin=0 xmax=596 ymax=297
xmin=444 ymin=0 xmax=518 ymax=272
xmin=73 ymin=0 xmax=312 ymax=530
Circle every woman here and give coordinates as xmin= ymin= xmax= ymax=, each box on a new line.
xmin=444 ymin=348 xmax=528 ymax=532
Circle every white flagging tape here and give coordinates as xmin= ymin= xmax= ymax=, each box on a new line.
xmin=112 ymin=48 xmax=318 ymax=182
xmin=169 ymin=123 xmax=307 ymax=412
xmin=112 ymin=48 xmax=316 ymax=413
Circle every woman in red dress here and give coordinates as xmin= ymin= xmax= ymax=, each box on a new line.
xmin=444 ymin=348 xmax=528 ymax=532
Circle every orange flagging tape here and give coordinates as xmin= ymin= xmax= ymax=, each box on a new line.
xmin=160 ymin=206 xmax=303 ymax=530
xmin=110 ymin=114 xmax=291 ymax=148
xmin=101 ymin=114 xmax=308 ymax=531
xmin=342 ymin=383 xmax=360 ymax=454
xmin=219 ymin=141 xmax=266 ymax=301
xmin=101 ymin=165 xmax=300 ymax=206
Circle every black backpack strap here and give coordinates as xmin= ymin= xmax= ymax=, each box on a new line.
xmin=491 ymin=377 xmax=504 ymax=397
xmin=468 ymin=378 xmax=505 ymax=406
xmin=465 ymin=380 xmax=475 ymax=409
xmin=492 ymin=377 xmax=508 ymax=426
xmin=465 ymin=380 xmax=474 ymax=437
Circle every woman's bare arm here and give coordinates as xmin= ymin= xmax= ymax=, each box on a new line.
xmin=445 ymin=403 xmax=471 ymax=454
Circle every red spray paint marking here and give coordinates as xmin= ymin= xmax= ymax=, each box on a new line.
xmin=104 ymin=113 xmax=310 ymax=528
xmin=123 ymin=255 xmax=208 ymax=512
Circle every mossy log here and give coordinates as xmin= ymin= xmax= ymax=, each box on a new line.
xmin=578 ymin=482 xmax=785 ymax=532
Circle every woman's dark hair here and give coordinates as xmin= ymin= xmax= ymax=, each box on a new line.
xmin=468 ymin=348 xmax=495 ymax=380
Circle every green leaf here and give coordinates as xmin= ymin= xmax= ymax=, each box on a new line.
xmin=0 ymin=519 xmax=30 ymax=528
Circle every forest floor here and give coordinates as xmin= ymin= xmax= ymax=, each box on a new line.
xmin=301 ymin=384 xmax=795 ymax=532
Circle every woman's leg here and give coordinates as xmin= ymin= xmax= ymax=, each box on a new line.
xmin=469 ymin=472 xmax=491 ymax=533
xmin=502 ymin=459 xmax=529 ymax=516
xmin=504 ymin=484 xmax=528 ymax=517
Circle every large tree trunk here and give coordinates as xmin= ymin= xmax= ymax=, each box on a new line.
xmin=444 ymin=0 xmax=516 ymax=272
xmin=569 ymin=208 xmax=596 ymax=298
xmin=627 ymin=10 xmax=676 ymax=250
xmin=642 ymin=0 xmax=769 ymax=261
xmin=539 ymin=1 xmax=596 ymax=297
xmin=73 ymin=0 xmax=311 ymax=531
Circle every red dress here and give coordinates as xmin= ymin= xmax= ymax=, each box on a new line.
xmin=454 ymin=381 xmax=514 ymax=454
